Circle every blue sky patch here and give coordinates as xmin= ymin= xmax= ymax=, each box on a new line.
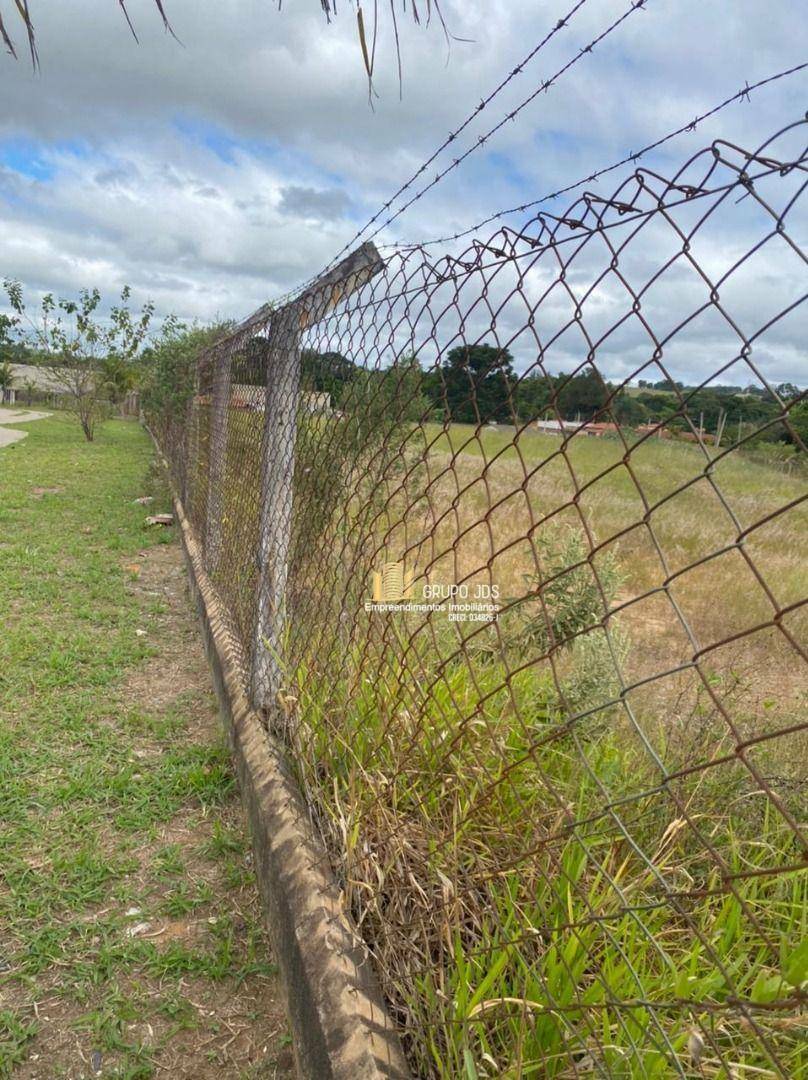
xmin=0 ymin=138 xmax=93 ymax=182
xmin=0 ymin=139 xmax=55 ymax=181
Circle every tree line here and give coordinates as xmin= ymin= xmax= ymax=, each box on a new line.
xmin=2 ymin=280 xmax=804 ymax=452
xmin=300 ymin=343 xmax=807 ymax=448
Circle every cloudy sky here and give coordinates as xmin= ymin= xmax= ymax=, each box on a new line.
xmin=1 ymin=0 xmax=806 ymax=383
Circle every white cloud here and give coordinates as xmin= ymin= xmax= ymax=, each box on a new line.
xmin=0 ymin=0 xmax=805 ymax=384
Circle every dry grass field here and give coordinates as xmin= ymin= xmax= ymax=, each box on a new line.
xmin=410 ymin=423 xmax=807 ymax=764
xmin=165 ymin=401 xmax=807 ymax=1078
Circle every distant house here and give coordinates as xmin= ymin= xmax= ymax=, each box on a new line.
xmin=534 ymin=418 xmax=624 ymax=438
xmin=676 ymin=429 xmax=716 ymax=445
xmin=581 ymin=421 xmax=620 ymax=437
xmin=534 ymin=419 xmax=581 ymax=436
xmin=3 ymin=363 xmax=65 ymax=405
xmin=200 ymin=385 xmax=334 ymax=415
xmin=636 ymin=423 xmax=671 ymax=440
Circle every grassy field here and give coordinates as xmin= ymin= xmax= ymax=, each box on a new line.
xmin=0 ymin=416 xmax=292 ymax=1079
xmin=280 ymin=416 xmax=808 ymax=1077
xmin=422 ymin=424 xmax=805 ymax=703
xmin=157 ymin=402 xmax=807 ymax=1078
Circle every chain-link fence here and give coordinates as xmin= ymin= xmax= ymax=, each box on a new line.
xmin=147 ymin=117 xmax=807 ymax=1078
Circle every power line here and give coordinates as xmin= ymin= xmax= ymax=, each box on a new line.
xmin=386 ymin=61 xmax=808 ymax=250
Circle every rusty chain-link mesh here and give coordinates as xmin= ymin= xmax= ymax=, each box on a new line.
xmin=148 ymin=117 xmax=808 ymax=1078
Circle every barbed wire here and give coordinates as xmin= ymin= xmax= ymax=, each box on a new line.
xmin=310 ymin=0 xmax=591 ymax=265
xmin=384 ymin=60 xmax=808 ymax=250
xmin=273 ymin=0 xmax=650 ymax=307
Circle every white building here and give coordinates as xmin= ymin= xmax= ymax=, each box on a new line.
xmin=2 ymin=363 xmax=65 ymax=405
xmin=534 ymin=418 xmax=583 ymax=436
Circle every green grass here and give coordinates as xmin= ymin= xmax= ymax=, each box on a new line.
xmin=288 ymin=633 xmax=807 ymax=1078
xmin=274 ymin=417 xmax=807 ymax=1078
xmin=157 ymin=402 xmax=807 ymax=1078
xmin=0 ymin=417 xmax=283 ymax=1079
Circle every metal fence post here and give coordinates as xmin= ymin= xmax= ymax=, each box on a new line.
xmin=181 ymin=361 xmax=201 ymax=510
xmin=185 ymin=362 xmax=201 ymax=510
xmin=205 ymin=349 xmax=233 ymax=574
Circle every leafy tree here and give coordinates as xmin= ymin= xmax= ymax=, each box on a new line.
xmin=139 ymin=320 xmax=225 ymax=416
xmin=784 ymin=400 xmax=808 ymax=451
xmin=513 ymin=372 xmax=554 ymax=421
xmin=4 ymin=280 xmax=155 ymax=441
xmin=382 ymin=354 xmax=432 ymax=423
xmin=556 ymin=368 xmax=610 ymax=420
xmin=0 ymin=358 xmax=13 ymax=398
xmin=301 ymin=350 xmax=357 ymax=407
xmin=612 ymin=393 xmax=647 ymax=426
xmin=99 ymin=353 xmax=137 ymax=405
xmin=776 ymin=382 xmax=801 ymax=401
xmin=0 ymin=312 xmax=17 ymax=355
xmin=222 ymin=335 xmax=275 ymax=387
xmin=440 ymin=343 xmax=515 ymax=424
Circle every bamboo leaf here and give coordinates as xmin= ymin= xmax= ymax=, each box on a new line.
xmin=357 ymin=6 xmax=372 ymax=78
xmin=12 ymin=0 xmax=38 ymax=68
xmin=0 ymin=10 xmax=18 ymax=57
xmin=117 ymin=0 xmax=140 ymax=43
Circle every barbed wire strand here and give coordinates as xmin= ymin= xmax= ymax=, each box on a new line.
xmin=385 ymin=60 xmax=808 ymax=250
xmin=273 ymin=0 xmax=650 ymax=306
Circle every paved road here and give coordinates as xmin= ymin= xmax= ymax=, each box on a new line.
xmin=0 ymin=408 xmax=51 ymax=448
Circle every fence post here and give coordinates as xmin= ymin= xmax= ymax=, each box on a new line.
xmin=205 ymin=348 xmax=233 ymax=574
xmin=183 ymin=361 xmax=202 ymax=510
xmin=250 ymin=241 xmax=385 ymax=714
xmin=250 ymin=307 xmax=301 ymax=712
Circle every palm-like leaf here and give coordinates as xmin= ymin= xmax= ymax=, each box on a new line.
xmin=1 ymin=1 xmax=175 ymax=66
xmin=1 ymin=2 xmax=446 ymax=84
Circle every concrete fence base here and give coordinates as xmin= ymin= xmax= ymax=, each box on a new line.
xmin=170 ymin=493 xmax=410 ymax=1080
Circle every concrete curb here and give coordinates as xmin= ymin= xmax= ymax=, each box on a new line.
xmin=171 ymin=495 xmax=411 ymax=1080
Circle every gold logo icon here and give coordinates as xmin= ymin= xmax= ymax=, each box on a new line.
xmin=372 ymin=561 xmax=415 ymax=602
